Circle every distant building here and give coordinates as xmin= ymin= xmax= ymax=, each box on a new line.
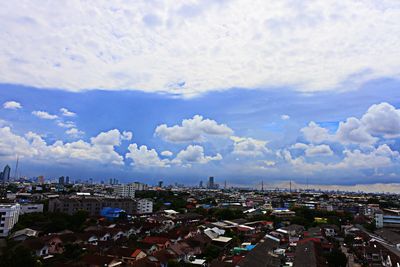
xmin=20 ymin=203 xmax=44 ymax=215
xmin=65 ymin=176 xmax=70 ymax=184
xmin=58 ymin=176 xmax=65 ymax=185
xmin=0 ymin=203 xmax=21 ymax=237
xmin=113 ymin=184 xmax=136 ymax=198
xmin=38 ymin=175 xmax=45 ymax=184
xmin=158 ymin=181 xmax=163 ymax=188
xmin=1 ymin=165 xmax=11 ymax=184
xmin=207 ymin=176 xmax=215 ymax=189
xmin=199 ymin=181 xmax=203 ymax=188
xmin=48 ymin=195 xmax=137 ymax=216
xmin=375 ymin=209 xmax=400 ymax=228
xmin=136 ymin=199 xmax=153 ymax=214
xmin=131 ymin=182 xmax=149 ymax=191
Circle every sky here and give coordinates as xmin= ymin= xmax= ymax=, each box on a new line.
xmin=0 ymin=1 xmax=400 ymax=189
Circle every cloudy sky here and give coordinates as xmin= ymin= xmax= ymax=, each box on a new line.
xmin=1 ymin=1 xmax=400 ymax=188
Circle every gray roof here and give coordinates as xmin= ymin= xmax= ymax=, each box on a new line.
xmin=237 ymin=238 xmax=281 ymax=267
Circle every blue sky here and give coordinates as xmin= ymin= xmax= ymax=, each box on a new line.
xmin=1 ymin=1 xmax=400 ymax=188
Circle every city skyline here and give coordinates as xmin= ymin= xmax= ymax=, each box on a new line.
xmin=0 ymin=1 xmax=400 ymax=188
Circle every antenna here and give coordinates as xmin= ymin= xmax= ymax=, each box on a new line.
xmin=13 ymin=155 xmax=19 ymax=181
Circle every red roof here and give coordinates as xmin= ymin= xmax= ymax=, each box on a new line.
xmin=131 ymin=248 xmax=144 ymax=257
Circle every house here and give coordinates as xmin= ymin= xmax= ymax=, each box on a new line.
xmin=80 ymin=254 xmax=122 ymax=267
xmin=10 ymin=228 xmax=39 ymax=241
xmin=23 ymin=239 xmax=49 ymax=257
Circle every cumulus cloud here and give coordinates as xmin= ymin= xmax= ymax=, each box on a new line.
xmin=65 ymin=128 xmax=84 ymax=138
xmin=57 ymin=121 xmax=76 ymax=128
xmin=301 ymin=121 xmax=334 ymax=144
xmin=161 ymin=150 xmax=173 ymax=157
xmin=336 ymin=117 xmax=377 ymax=145
xmin=361 ymin=102 xmax=400 ymax=138
xmin=126 ymin=144 xmax=169 ymax=168
xmin=3 ymin=101 xmax=22 ymax=110
xmin=281 ymin=144 xmax=399 ymax=173
xmin=173 ymin=145 xmax=222 ymax=166
xmin=60 ymin=107 xmax=76 ymax=117
xmin=231 ymin=136 xmax=270 ymax=157
xmin=155 ymin=115 xmax=233 ymax=143
xmin=291 ymin=143 xmax=333 ymax=157
xmin=32 ymin=110 xmax=58 ymax=120
xmin=122 ymin=131 xmax=133 ymax=141
xmin=2 ymin=1 xmax=400 ymax=96
xmin=281 ymin=114 xmax=290 ymax=120
xmin=0 ymin=126 xmax=127 ymax=165
xmin=301 ymin=103 xmax=400 ymax=146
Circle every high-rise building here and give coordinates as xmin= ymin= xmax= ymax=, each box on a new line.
xmin=113 ymin=184 xmax=136 ymax=198
xmin=199 ymin=181 xmax=203 ymax=188
xmin=58 ymin=176 xmax=65 ymax=185
xmin=1 ymin=165 xmax=11 ymax=184
xmin=207 ymin=176 xmax=215 ymax=189
xmin=0 ymin=203 xmax=21 ymax=237
xmin=158 ymin=181 xmax=163 ymax=188
xmin=65 ymin=176 xmax=70 ymax=184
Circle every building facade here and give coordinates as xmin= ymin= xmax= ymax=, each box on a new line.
xmin=375 ymin=209 xmax=400 ymax=228
xmin=136 ymin=199 xmax=153 ymax=214
xmin=0 ymin=203 xmax=21 ymax=237
xmin=113 ymin=184 xmax=136 ymax=198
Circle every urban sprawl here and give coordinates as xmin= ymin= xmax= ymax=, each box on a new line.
xmin=1 ymin=164 xmax=400 ymax=267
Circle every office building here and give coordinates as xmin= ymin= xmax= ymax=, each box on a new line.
xmin=0 ymin=203 xmax=21 ymax=237
xmin=207 ymin=176 xmax=215 ymax=189
xmin=158 ymin=181 xmax=163 ymax=188
xmin=48 ymin=195 xmax=137 ymax=216
xmin=136 ymin=198 xmax=153 ymax=214
xmin=20 ymin=203 xmax=44 ymax=215
xmin=1 ymin=165 xmax=11 ymax=184
xmin=375 ymin=209 xmax=400 ymax=228
xmin=113 ymin=183 xmax=136 ymax=198
xmin=58 ymin=176 xmax=65 ymax=185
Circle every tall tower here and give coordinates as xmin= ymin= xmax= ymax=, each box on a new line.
xmin=13 ymin=155 xmax=19 ymax=181
xmin=208 ymin=176 xmax=215 ymax=189
xmin=2 ymin=165 xmax=11 ymax=184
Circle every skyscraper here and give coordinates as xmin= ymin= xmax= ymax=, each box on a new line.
xmin=207 ymin=176 xmax=215 ymax=189
xmin=1 ymin=165 xmax=11 ymax=184
xmin=58 ymin=176 xmax=65 ymax=185
xmin=65 ymin=176 xmax=70 ymax=184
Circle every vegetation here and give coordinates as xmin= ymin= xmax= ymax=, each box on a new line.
xmin=13 ymin=210 xmax=90 ymax=233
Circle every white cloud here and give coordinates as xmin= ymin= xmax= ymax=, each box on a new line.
xmin=122 ymin=131 xmax=133 ymax=141
xmin=281 ymin=114 xmax=290 ymax=120
xmin=57 ymin=121 xmax=76 ymax=128
xmin=281 ymin=144 xmax=399 ymax=173
xmin=0 ymin=126 xmax=126 ymax=165
xmin=65 ymin=128 xmax=84 ymax=138
xmin=161 ymin=150 xmax=173 ymax=157
xmin=126 ymin=143 xmax=169 ymax=168
xmin=173 ymin=145 xmax=222 ymax=166
xmin=336 ymin=117 xmax=377 ymax=145
xmin=301 ymin=103 xmax=400 ymax=146
xmin=60 ymin=107 xmax=76 ymax=117
xmin=32 ymin=110 xmax=58 ymax=120
xmin=361 ymin=102 xmax=400 ymax=138
xmin=2 ymin=1 xmax=400 ymax=96
xmin=301 ymin=121 xmax=334 ymax=144
xmin=231 ymin=136 xmax=270 ymax=157
xmin=291 ymin=142 xmax=333 ymax=157
xmin=155 ymin=115 xmax=233 ymax=143
xmin=3 ymin=101 xmax=22 ymax=110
